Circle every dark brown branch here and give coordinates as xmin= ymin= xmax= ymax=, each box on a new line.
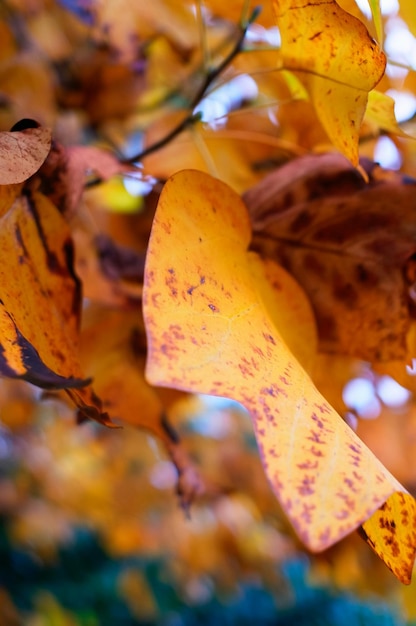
xmin=122 ymin=8 xmax=259 ymax=165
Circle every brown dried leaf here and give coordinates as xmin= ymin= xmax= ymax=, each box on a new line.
xmin=245 ymin=153 xmax=416 ymax=362
xmin=0 ymin=125 xmax=51 ymax=185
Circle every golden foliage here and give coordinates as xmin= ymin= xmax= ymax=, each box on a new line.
xmin=0 ymin=0 xmax=415 ymax=604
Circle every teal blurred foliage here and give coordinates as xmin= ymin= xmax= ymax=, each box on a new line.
xmin=0 ymin=519 xmax=408 ymax=626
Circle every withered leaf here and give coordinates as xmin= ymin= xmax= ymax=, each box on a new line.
xmin=245 ymin=153 xmax=416 ymax=362
xmin=0 ymin=124 xmax=51 ymax=185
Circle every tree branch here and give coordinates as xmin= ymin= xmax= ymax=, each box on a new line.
xmin=122 ymin=8 xmax=259 ymax=165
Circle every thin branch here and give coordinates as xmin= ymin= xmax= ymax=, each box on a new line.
xmin=122 ymin=8 xmax=259 ymax=165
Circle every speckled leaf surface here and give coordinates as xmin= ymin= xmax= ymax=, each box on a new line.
xmin=273 ymin=0 xmax=386 ymax=164
xmin=143 ymin=169 xmax=416 ymax=583
xmin=0 ymin=125 xmax=51 ymax=185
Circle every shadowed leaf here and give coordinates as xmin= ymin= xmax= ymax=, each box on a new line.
xmin=245 ymin=153 xmax=416 ymax=362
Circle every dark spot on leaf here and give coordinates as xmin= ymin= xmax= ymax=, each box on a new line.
xmin=314 ymin=212 xmax=392 ymax=245
xmin=297 ymin=475 xmax=315 ymax=496
xmin=95 ymin=234 xmax=145 ymax=282
xmin=317 ymin=314 xmax=338 ymax=342
xmin=263 ymin=333 xmax=276 ymax=345
xmin=24 ymin=190 xmax=67 ymax=276
xmin=332 ymin=279 xmax=358 ymax=308
xmin=307 ymin=430 xmax=325 ymax=444
xmin=303 ymin=253 xmax=324 ymax=276
xmin=290 ymin=210 xmax=314 ymax=233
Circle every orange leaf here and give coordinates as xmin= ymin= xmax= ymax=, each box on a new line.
xmin=0 ymin=124 xmax=51 ymax=185
xmin=0 ymin=189 xmax=111 ymax=425
xmin=143 ymin=169 xmax=416 ymax=582
xmin=361 ymin=493 xmax=416 ymax=585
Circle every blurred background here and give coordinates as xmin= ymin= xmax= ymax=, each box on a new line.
xmin=0 ymin=0 xmax=416 ymax=623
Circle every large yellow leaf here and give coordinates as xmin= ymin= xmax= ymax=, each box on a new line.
xmin=273 ymin=0 xmax=386 ymax=164
xmin=143 ymin=169 xmax=416 ymax=583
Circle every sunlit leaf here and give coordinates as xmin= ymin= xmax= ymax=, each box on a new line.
xmin=365 ymin=91 xmax=414 ymax=137
xmin=273 ymin=0 xmax=386 ymax=163
xmin=143 ymin=169 xmax=416 ymax=582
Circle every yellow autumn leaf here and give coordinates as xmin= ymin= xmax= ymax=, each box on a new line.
xmin=399 ymin=0 xmax=416 ymax=38
xmin=365 ymin=90 xmax=414 ymax=137
xmin=143 ymin=169 xmax=416 ymax=583
xmin=273 ymin=0 xmax=386 ymax=164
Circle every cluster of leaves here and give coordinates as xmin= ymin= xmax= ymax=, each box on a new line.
xmin=0 ymin=0 xmax=416 ymax=620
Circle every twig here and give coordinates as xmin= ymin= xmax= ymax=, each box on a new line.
xmin=122 ymin=8 xmax=260 ymax=165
